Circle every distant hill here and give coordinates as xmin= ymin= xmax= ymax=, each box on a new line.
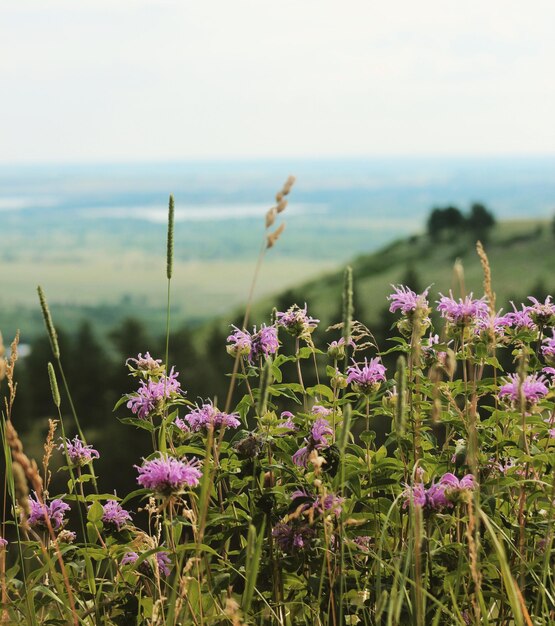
xmin=246 ymin=218 xmax=554 ymax=332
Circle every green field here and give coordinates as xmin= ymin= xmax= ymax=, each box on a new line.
xmin=250 ymin=218 xmax=554 ymax=331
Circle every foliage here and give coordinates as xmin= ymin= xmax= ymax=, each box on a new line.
xmin=1 ymin=193 xmax=555 ymax=625
xmin=427 ymin=203 xmax=496 ymax=242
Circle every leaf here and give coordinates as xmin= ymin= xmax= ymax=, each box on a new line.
xmin=87 ymin=500 xmax=104 ymax=524
xmin=306 ymin=384 xmax=334 ymax=401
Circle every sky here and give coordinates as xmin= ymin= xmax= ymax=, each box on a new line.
xmin=1 ymin=0 xmax=555 ymax=163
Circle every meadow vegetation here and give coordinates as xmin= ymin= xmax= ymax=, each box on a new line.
xmin=1 ymin=179 xmax=555 ymax=625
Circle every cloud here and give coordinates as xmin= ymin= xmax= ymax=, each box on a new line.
xmin=1 ymin=0 xmax=555 ymax=161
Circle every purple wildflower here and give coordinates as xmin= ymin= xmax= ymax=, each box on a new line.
xmin=178 ymin=401 xmax=241 ymax=433
xmin=319 ymin=494 xmax=344 ymax=517
xmin=277 ymin=411 xmax=297 ymax=432
xmin=28 ymin=493 xmax=70 ymax=530
xmin=493 ymin=458 xmax=517 ymax=475
xmin=403 ymin=483 xmax=427 ymax=508
xmin=136 ymin=454 xmax=202 ymax=495
xmin=122 ymin=549 xmax=170 ymax=576
xmin=121 ymin=551 xmax=139 ymax=566
xmin=101 ymin=500 xmax=132 ymax=530
xmin=403 ymin=473 xmax=475 ymax=511
xmin=439 ymin=472 xmax=476 ymax=491
xmin=126 ymin=352 xmax=164 ymax=376
xmin=250 ymin=325 xmax=279 ymax=361
xmin=346 ymin=358 xmax=387 ymax=393
xmin=0 ymin=537 xmax=7 ymax=548
xmin=126 ymin=367 xmax=181 ymax=419
xmin=290 ymin=489 xmax=344 ymax=517
xmin=59 ymin=436 xmax=99 ymax=467
xmin=388 ymin=284 xmax=430 ymax=315
xmin=542 ymin=330 xmax=555 ymax=362
xmin=474 ymin=312 xmax=512 ymax=339
xmin=437 ymin=291 xmax=489 ymax=325
xmin=272 ymin=522 xmax=315 ymax=553
xmin=276 ymin=304 xmax=319 ymax=340
xmin=352 ymin=536 xmax=371 ymax=552
xmin=544 ymin=367 xmax=555 ymax=378
xmin=503 ymin=302 xmax=536 ymax=331
xmin=226 ymin=326 xmax=252 ymax=358
xmin=527 ymin=296 xmax=555 ymax=326
xmin=156 ymin=551 xmax=172 ymax=576
xmin=498 ymin=373 xmax=549 ymax=406
xmin=425 ymin=483 xmax=451 ymax=509
xmin=327 ymin=336 xmax=355 ymax=360
xmin=292 ymin=418 xmax=333 ymax=467
xmin=312 ymin=405 xmax=332 ymax=417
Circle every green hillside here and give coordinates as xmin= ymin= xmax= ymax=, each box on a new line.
xmin=247 ymin=218 xmax=554 ymax=331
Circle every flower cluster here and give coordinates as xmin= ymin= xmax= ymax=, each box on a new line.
xmin=272 ymin=522 xmax=315 ymax=553
xmin=126 ymin=352 xmax=165 ymax=377
xmin=136 ymin=454 xmax=202 ymax=495
xmin=404 ymin=473 xmax=476 ymax=511
xmin=290 ymin=489 xmax=344 ymax=517
xmin=292 ymin=418 xmax=333 ymax=467
xmin=437 ymin=291 xmax=489 ymax=326
xmin=127 ymin=367 xmax=182 ymax=419
xmin=227 ymin=324 xmax=279 ymax=362
xmin=175 ymin=401 xmax=240 ymax=433
xmin=542 ymin=330 xmax=555 ymax=363
xmin=59 ymin=436 xmax=99 ymax=466
xmin=28 ymin=493 xmax=70 ymax=530
xmin=388 ymin=284 xmax=430 ymax=315
xmin=100 ymin=500 xmax=132 ymax=530
xmin=498 ymin=373 xmax=549 ymax=408
xmin=276 ymin=304 xmax=319 ymax=341
xmin=346 ymin=358 xmax=387 ymax=393
xmin=121 ymin=550 xmax=172 ymax=576
xmin=527 ymin=296 xmax=555 ymax=326
xmin=327 ymin=336 xmax=355 ymax=360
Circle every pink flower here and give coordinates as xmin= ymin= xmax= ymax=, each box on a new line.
xmin=499 ymin=373 xmax=549 ymax=406
xmin=136 ymin=454 xmax=202 ymax=494
xmin=437 ymin=291 xmax=489 ymax=325
xmin=388 ymin=284 xmax=430 ymax=315
xmin=178 ymin=401 xmax=240 ymax=433
xmin=127 ymin=367 xmax=181 ymax=419
xmin=346 ymin=358 xmax=387 ymax=392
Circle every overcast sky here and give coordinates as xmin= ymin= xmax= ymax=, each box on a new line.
xmin=1 ymin=0 xmax=554 ymax=163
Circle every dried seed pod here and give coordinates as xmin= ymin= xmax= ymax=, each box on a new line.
xmin=276 ymin=199 xmax=288 ymax=213
xmin=266 ymin=223 xmax=286 ymax=249
xmin=265 ymin=206 xmax=277 ymax=229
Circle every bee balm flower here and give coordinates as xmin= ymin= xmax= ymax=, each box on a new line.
xmin=136 ymin=454 xmax=202 ymax=495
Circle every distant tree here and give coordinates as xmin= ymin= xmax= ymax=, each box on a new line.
xmin=427 ymin=206 xmax=464 ymax=240
xmin=68 ymin=321 xmax=113 ymax=429
xmin=467 ymin=203 xmax=495 ymax=242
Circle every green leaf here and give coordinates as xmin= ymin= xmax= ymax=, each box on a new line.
xmin=87 ymin=500 xmax=104 ymax=524
xmin=306 ymin=384 xmax=334 ymax=401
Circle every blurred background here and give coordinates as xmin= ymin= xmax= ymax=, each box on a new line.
xmin=1 ymin=0 xmax=555 ymax=494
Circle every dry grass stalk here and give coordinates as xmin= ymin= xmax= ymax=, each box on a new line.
xmin=265 ymin=207 xmax=277 ymax=229
xmin=11 ymin=462 xmax=30 ymax=518
xmin=266 ymin=223 xmax=286 ymax=249
xmin=43 ymin=419 xmax=59 ymax=492
xmin=476 ymin=240 xmax=496 ymax=314
xmin=5 ymin=421 xmax=43 ymax=499
xmin=3 ymin=333 xmax=19 ymax=417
